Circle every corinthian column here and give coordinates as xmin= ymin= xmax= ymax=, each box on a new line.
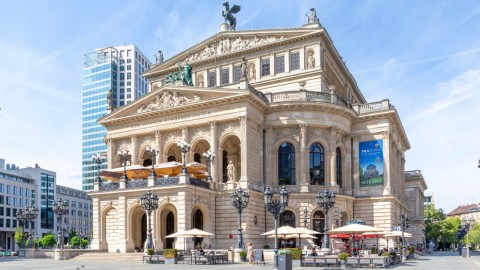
xmin=382 ymin=131 xmax=392 ymax=195
xmin=155 ymin=131 xmax=162 ymax=164
xmin=299 ymin=124 xmax=308 ymax=186
xmin=210 ymin=121 xmax=218 ymax=182
xmin=130 ymin=135 xmax=137 ymax=165
xmin=329 ymin=126 xmax=337 ymax=186
xmin=239 ymin=116 xmax=248 ymax=184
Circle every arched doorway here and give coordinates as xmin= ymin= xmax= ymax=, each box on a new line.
xmin=220 ymin=135 xmax=241 ymax=182
xmin=312 ymin=210 xmax=325 ymax=246
xmin=166 ymin=212 xmax=175 ymax=248
xmin=280 ymin=210 xmax=296 ymax=247
xmin=192 ymin=209 xmax=204 ymax=247
xmin=130 ymin=206 xmax=147 ymax=251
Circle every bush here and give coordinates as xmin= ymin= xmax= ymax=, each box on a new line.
xmin=370 ymin=247 xmax=377 ymax=254
xmin=40 ymin=234 xmax=57 ymax=248
xmin=381 ymin=252 xmax=390 ymax=257
xmin=70 ymin=236 xmax=81 ymax=248
xmin=80 ymin=239 xmax=88 ymax=249
xmin=338 ymin=252 xmax=349 ymax=261
xmin=239 ymin=250 xmax=247 ymax=258
xmin=147 ymin=248 xmax=154 ymax=255
xmin=286 ymin=248 xmax=302 ymax=260
xmin=278 ymin=249 xmax=292 ymax=255
xmin=164 ymin=249 xmax=178 ymax=259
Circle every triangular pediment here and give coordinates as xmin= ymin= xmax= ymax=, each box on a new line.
xmin=144 ymin=26 xmax=323 ymax=78
xmin=98 ymin=85 xmax=254 ymax=125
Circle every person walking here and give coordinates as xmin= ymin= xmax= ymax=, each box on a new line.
xmin=247 ymin=242 xmax=254 ymax=264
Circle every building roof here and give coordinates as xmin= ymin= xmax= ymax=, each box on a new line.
xmin=447 ymin=203 xmax=479 ymax=216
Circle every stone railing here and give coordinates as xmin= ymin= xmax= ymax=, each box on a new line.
xmin=126 ymin=179 xmax=148 ymax=189
xmin=100 ymin=182 xmax=119 ymax=191
xmin=189 ymin=178 xmax=210 ymax=189
xmin=352 ymin=99 xmax=392 ymax=114
xmin=155 ymin=177 xmax=180 ymax=186
xmin=264 ymin=90 xmax=349 ymax=108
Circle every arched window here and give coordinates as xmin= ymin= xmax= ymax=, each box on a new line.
xmin=167 ymin=156 xmax=176 ymax=162
xmin=222 ymin=150 xmax=228 ymax=183
xmin=143 ymin=159 xmax=152 ymax=167
xmin=280 ymin=210 xmax=296 ymax=227
xmin=309 ymin=143 xmax=324 ymax=185
xmin=194 ymin=153 xmax=201 ymax=163
xmin=312 ymin=210 xmax=325 ymax=246
xmin=336 ymin=147 xmax=342 ymax=187
xmin=278 ymin=142 xmax=295 ymax=185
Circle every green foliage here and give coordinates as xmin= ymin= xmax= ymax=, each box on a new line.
xmin=40 ymin=234 xmax=57 ymax=248
xmin=380 ymin=252 xmax=390 ymax=257
xmin=338 ymin=252 xmax=348 ymax=260
xmin=70 ymin=236 xmax=81 ymax=248
xmin=278 ymin=249 xmax=292 ymax=255
xmin=14 ymin=226 xmax=24 ymax=247
xmin=80 ymin=239 xmax=88 ymax=249
xmin=147 ymin=248 xmax=154 ymax=255
xmin=286 ymin=248 xmax=302 ymax=260
xmin=68 ymin=230 xmax=77 ymax=242
xmin=164 ymin=249 xmax=178 ymax=259
xmin=239 ymin=250 xmax=247 ymax=258
xmin=370 ymin=247 xmax=377 ymax=254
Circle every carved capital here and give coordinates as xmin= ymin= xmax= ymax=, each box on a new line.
xmin=381 ymin=130 xmax=390 ymax=139
xmin=299 ymin=123 xmax=308 ymax=130
xmin=209 ymin=121 xmax=217 ymax=129
xmin=155 ymin=130 xmax=162 ymax=138
xmin=238 ymin=115 xmax=248 ymax=124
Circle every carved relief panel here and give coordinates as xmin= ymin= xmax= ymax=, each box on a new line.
xmin=274 ymin=127 xmax=300 ymax=143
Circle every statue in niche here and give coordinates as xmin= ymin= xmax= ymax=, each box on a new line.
xmin=222 ymin=2 xmax=241 ymax=30
xmin=248 ymin=63 xmax=256 ymax=81
xmin=240 ymin=56 xmax=249 ymax=82
xmin=227 ymin=160 xmax=236 ymax=182
xmin=307 ymin=51 xmax=315 ymax=69
xmin=306 ymin=8 xmax=319 ymax=23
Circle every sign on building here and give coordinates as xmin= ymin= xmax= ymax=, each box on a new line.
xmin=359 ymin=140 xmax=384 ymax=187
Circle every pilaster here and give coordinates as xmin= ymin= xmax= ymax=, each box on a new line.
xmin=382 ymin=131 xmax=392 ymax=195
xmin=130 ymin=135 xmax=137 ymax=165
xmin=329 ymin=126 xmax=337 ymax=187
xmin=210 ymin=121 xmax=218 ymax=183
xmin=299 ymin=124 xmax=308 ymax=191
xmin=265 ymin=126 xmax=273 ymax=186
xmin=155 ymin=131 xmax=162 ymax=164
xmin=239 ymin=116 xmax=248 ymax=184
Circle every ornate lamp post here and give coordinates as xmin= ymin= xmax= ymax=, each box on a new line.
xmin=461 ymin=216 xmax=475 ymax=258
xmin=177 ymin=140 xmax=191 ymax=174
xmin=400 ymin=214 xmax=409 ymax=261
xmin=23 ymin=203 xmax=39 ymax=248
xmin=316 ymin=188 xmax=336 ymax=249
xmin=15 ymin=209 xmax=27 ymax=248
xmin=118 ymin=150 xmax=130 ymax=180
xmin=203 ymin=150 xmax=215 ymax=182
xmin=140 ymin=190 xmax=159 ymax=250
xmin=303 ymin=207 xmax=308 ymax=228
xmin=146 ymin=145 xmax=159 ymax=178
xmin=231 ymin=186 xmax=249 ymax=249
xmin=92 ymin=153 xmax=104 ymax=183
xmin=264 ymin=185 xmax=289 ymax=270
xmin=52 ymin=198 xmax=69 ymax=249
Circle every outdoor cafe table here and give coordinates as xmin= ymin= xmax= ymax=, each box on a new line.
xmin=190 ymin=251 xmax=228 ymax=265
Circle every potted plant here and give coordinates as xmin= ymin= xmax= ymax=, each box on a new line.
xmin=164 ymin=249 xmax=178 ymax=264
xmin=287 ymin=248 xmax=302 ymax=267
xmin=146 ymin=248 xmax=154 ymax=256
xmin=239 ymin=250 xmax=247 ymax=262
xmin=338 ymin=252 xmax=348 ymax=268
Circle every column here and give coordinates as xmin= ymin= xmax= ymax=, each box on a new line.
xmin=106 ymin=137 xmax=114 ymax=169
xmin=130 ymin=135 xmax=137 ymax=165
xmin=181 ymin=126 xmax=190 ymax=163
xmin=329 ymin=126 xmax=337 ymax=186
xmin=155 ymin=131 xmax=162 ymax=164
xmin=210 ymin=121 xmax=218 ymax=182
xmin=239 ymin=116 xmax=249 ymax=184
xmin=382 ymin=131 xmax=392 ymax=195
xmin=299 ymin=124 xmax=308 ymax=186
xmin=343 ymin=136 xmax=352 ymax=194
xmin=265 ymin=126 xmax=273 ymax=186
xmin=117 ymin=196 xmax=127 ymax=253
xmin=352 ymin=135 xmax=360 ymax=192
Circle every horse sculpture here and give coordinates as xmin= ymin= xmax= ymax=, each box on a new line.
xmin=222 ymin=2 xmax=241 ymax=30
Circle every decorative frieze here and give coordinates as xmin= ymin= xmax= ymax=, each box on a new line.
xmin=138 ymin=135 xmax=154 ymax=150
xmin=163 ymin=130 xmax=182 ymax=143
xmin=307 ymin=127 xmax=328 ymax=142
xmin=219 ymin=121 xmax=240 ymax=137
xmin=274 ymin=127 xmax=300 ymax=142
xmin=190 ymin=125 xmax=211 ymax=140
xmin=137 ymin=91 xmax=202 ymax=113
xmin=114 ymin=138 xmax=131 ymax=153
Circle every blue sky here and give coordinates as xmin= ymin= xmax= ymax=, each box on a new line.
xmin=0 ymin=0 xmax=479 ymax=212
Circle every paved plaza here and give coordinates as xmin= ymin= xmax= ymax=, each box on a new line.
xmin=0 ymin=252 xmax=479 ymax=270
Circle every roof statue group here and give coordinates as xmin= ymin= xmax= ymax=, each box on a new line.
xmin=222 ymin=2 xmax=241 ymax=30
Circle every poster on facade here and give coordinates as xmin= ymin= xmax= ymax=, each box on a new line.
xmin=359 ymin=140 xmax=384 ymax=187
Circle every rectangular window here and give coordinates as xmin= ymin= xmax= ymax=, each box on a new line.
xmin=0 ymin=218 xmax=3 ymax=227
xmin=13 ymin=197 xmax=16 ymax=206
xmin=6 ymin=196 xmax=10 ymax=205
xmin=261 ymin=58 xmax=270 ymax=76
xmin=12 ymin=186 xmax=17 ymax=195
xmin=0 ymin=207 xmax=3 ymax=215
xmin=0 ymin=195 xmax=3 ymax=204
xmin=6 ymin=219 xmax=10 ymax=228
xmin=0 ymin=183 xmax=3 ymax=193
xmin=221 ymin=68 xmax=229 ymax=85
xmin=120 ymin=73 xmax=124 ymax=80
xmin=127 ymin=65 xmax=131 ymax=71
xmin=127 ymin=73 xmax=131 ymax=80
xmin=234 ymin=65 xmax=242 ymax=82
xmin=290 ymin=52 xmax=300 ymax=70
xmin=6 ymin=207 xmax=10 ymax=216
xmin=275 ymin=55 xmax=285 ymax=74
xmin=207 ymin=70 xmax=216 ymax=87
xmin=19 ymin=188 xmax=23 ymax=196
xmin=13 ymin=219 xmax=17 ymax=228
xmin=6 ymin=185 xmax=10 ymax=194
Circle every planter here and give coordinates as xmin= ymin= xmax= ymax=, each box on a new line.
xmin=240 ymin=256 xmax=247 ymax=262
xmin=165 ymin=258 xmax=177 ymax=264
xmin=340 ymin=260 xmax=347 ymax=268
xmin=292 ymin=259 xmax=301 ymax=267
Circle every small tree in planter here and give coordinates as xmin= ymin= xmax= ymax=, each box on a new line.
xmin=338 ymin=252 xmax=349 ymax=268
xmin=146 ymin=248 xmax=154 ymax=256
xmin=287 ymin=248 xmax=302 ymax=267
xmin=164 ymin=249 xmax=178 ymax=264
xmin=239 ymin=250 xmax=247 ymax=262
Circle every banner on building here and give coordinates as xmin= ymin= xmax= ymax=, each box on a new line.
xmin=359 ymin=140 xmax=384 ymax=187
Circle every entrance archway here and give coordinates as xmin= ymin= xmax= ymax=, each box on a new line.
xmin=313 ymin=210 xmax=325 ymax=246
xmin=220 ymin=135 xmax=241 ymax=182
xmin=129 ymin=206 xmax=147 ymax=251
xmin=166 ymin=212 xmax=175 ymax=248
xmin=192 ymin=209 xmax=204 ymax=247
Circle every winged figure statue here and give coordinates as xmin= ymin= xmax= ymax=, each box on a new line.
xmin=222 ymin=2 xmax=241 ymax=30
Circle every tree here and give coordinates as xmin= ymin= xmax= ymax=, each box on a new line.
xmin=69 ymin=229 xmax=77 ymax=242
xmin=70 ymin=236 xmax=81 ymax=248
xmin=40 ymin=234 xmax=57 ymax=248
xmin=14 ymin=226 xmax=24 ymax=249
xmin=80 ymin=239 xmax=88 ymax=249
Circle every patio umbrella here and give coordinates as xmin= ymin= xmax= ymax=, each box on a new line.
xmin=268 ymin=233 xmax=317 ymax=239
xmin=154 ymin=162 xmax=183 ymax=176
xmin=100 ymin=165 xmax=151 ymax=180
xmin=385 ymin=231 xmax=413 ymax=237
xmin=186 ymin=162 xmax=207 ymax=175
xmin=166 ymin=229 xmax=214 ymax=251
xmin=99 ymin=170 xmax=123 ymax=181
xmin=329 ymin=223 xmax=383 ymax=256
xmin=261 ymin=225 xmax=303 ymax=236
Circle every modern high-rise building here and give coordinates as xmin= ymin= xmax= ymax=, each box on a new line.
xmin=82 ymin=45 xmax=152 ymax=191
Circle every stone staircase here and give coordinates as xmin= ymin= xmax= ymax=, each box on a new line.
xmin=71 ymin=252 xmax=145 ymax=261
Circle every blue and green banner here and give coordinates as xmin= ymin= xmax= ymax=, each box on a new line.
xmin=359 ymin=140 xmax=384 ymax=187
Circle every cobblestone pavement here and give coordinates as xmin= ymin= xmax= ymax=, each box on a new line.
xmin=0 ymin=251 xmax=479 ymax=270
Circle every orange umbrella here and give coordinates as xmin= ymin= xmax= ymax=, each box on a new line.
xmin=100 ymin=165 xmax=151 ymax=180
xmin=154 ymin=162 xmax=183 ymax=176
xmin=186 ymin=162 xmax=207 ymax=175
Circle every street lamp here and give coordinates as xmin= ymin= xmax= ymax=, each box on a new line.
xmin=400 ymin=214 xmax=409 ymax=261
xmin=231 ymin=186 xmax=249 ymax=249
xmin=461 ymin=216 xmax=475 ymax=258
xmin=303 ymin=207 xmax=308 ymax=228
xmin=316 ymin=188 xmax=336 ymax=250
xmin=118 ymin=150 xmax=130 ymax=180
xmin=140 ymin=190 xmax=159 ymax=250
xmin=23 ymin=203 xmax=39 ymax=248
xmin=92 ymin=153 xmax=104 ymax=183
xmin=15 ymin=209 xmax=27 ymax=248
xmin=52 ymin=198 xmax=69 ymax=249
xmin=177 ymin=140 xmax=191 ymax=174
xmin=203 ymin=150 xmax=215 ymax=182
xmin=146 ymin=145 xmax=159 ymax=178
xmin=264 ymin=185 xmax=289 ymax=270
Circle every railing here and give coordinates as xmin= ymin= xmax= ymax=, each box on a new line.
xmin=100 ymin=182 xmax=119 ymax=191
xmin=352 ymin=99 xmax=392 ymax=114
xmin=264 ymin=90 xmax=350 ymax=109
xmin=189 ymin=178 xmax=210 ymax=189
xmin=126 ymin=179 xmax=148 ymax=189
xmin=155 ymin=177 xmax=179 ymax=186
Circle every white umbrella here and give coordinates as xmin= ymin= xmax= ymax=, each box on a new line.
xmin=385 ymin=231 xmax=413 ymax=237
xmin=166 ymin=229 xmax=214 ymax=251
xmin=328 ymin=223 xmax=383 ymax=234
xmin=268 ymin=233 xmax=317 ymax=239
xmin=261 ymin=226 xmax=302 ymax=236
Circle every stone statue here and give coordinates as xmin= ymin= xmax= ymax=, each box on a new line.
xmin=156 ymin=50 xmax=164 ymax=63
xmin=222 ymin=2 xmax=241 ymax=30
xmin=107 ymin=89 xmax=114 ymax=110
xmin=248 ymin=63 xmax=256 ymax=81
xmin=240 ymin=56 xmax=249 ymax=82
xmin=307 ymin=51 xmax=315 ymax=69
xmin=178 ymin=62 xmax=193 ymax=86
xmin=227 ymin=160 xmax=235 ymax=182
xmin=306 ymin=8 xmax=319 ymax=23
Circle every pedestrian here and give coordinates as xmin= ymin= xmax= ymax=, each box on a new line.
xmin=247 ymin=242 xmax=254 ymax=264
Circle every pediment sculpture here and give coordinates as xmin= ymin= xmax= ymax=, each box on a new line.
xmin=137 ymin=91 xmax=202 ymax=113
xmin=185 ymin=35 xmax=285 ymax=63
